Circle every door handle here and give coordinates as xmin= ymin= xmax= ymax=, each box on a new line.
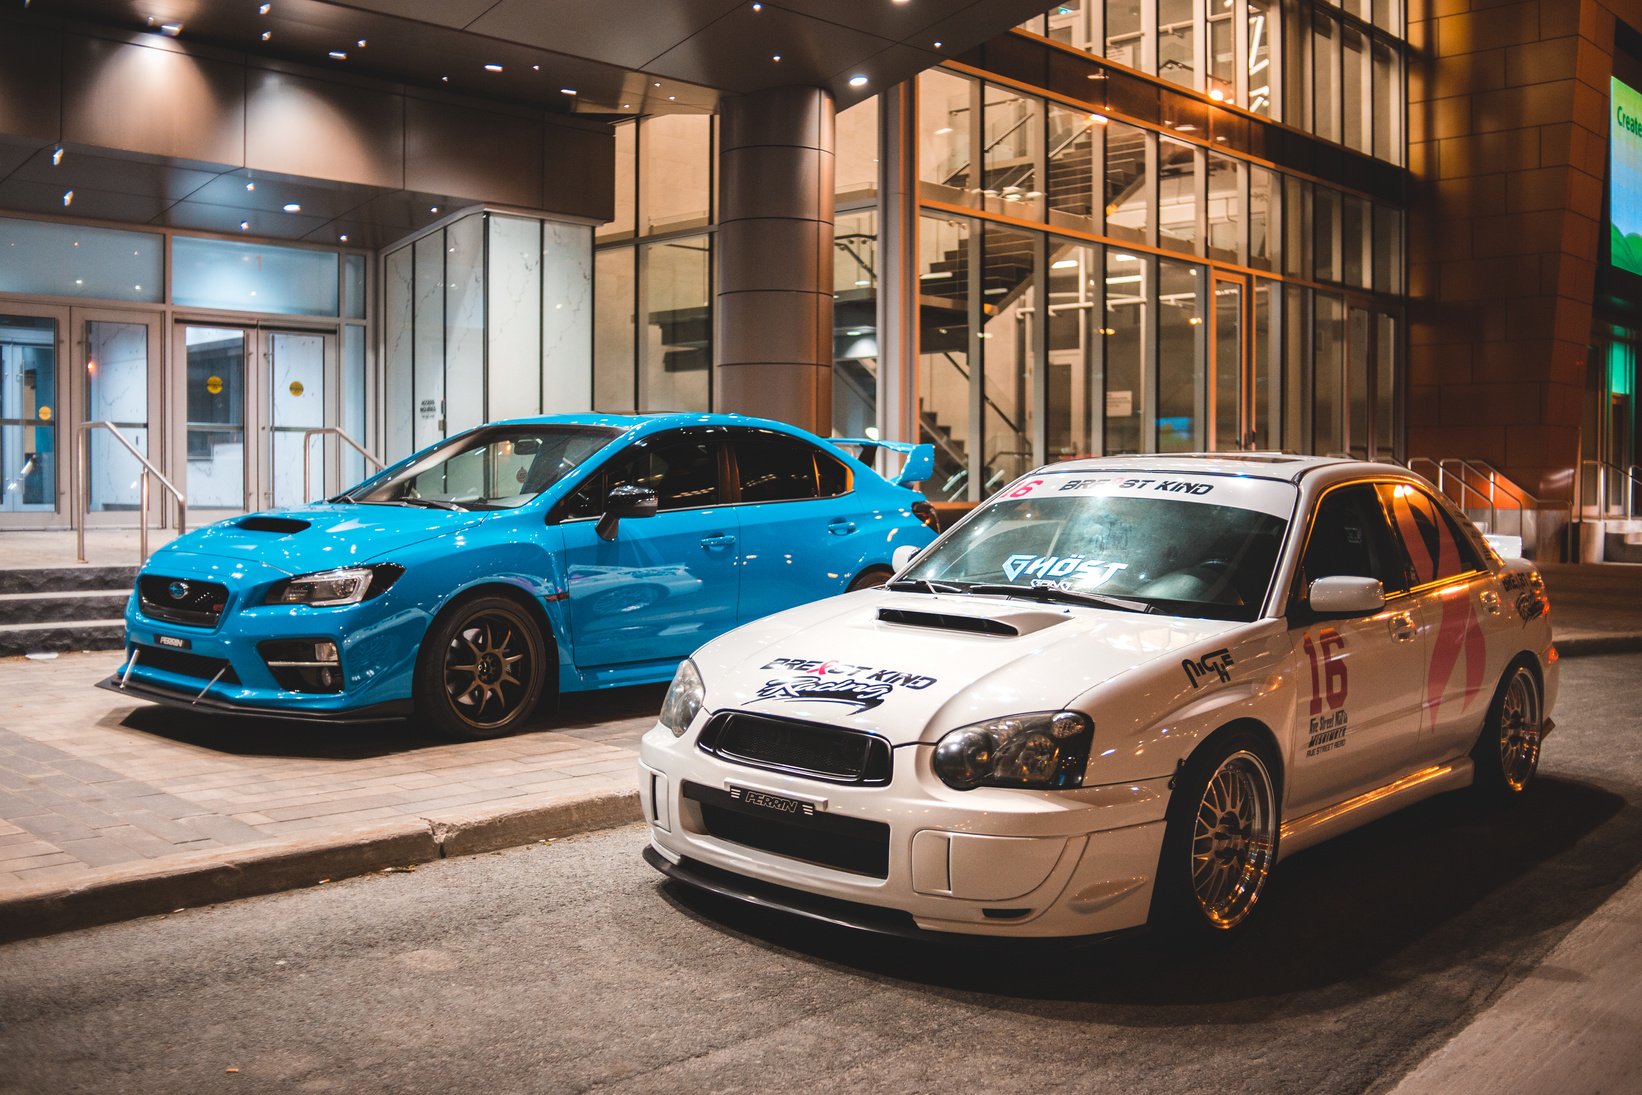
xmin=828 ymin=519 xmax=857 ymax=535
xmin=1388 ymin=612 xmax=1417 ymax=643
xmin=1479 ymin=590 xmax=1502 ymax=616
xmin=699 ymin=534 xmax=736 ymax=550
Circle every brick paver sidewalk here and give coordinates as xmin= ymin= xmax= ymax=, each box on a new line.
xmin=0 ymin=652 xmax=657 ymax=891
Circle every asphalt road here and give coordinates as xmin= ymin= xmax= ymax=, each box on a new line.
xmin=3 ymin=653 xmax=1640 ymax=1095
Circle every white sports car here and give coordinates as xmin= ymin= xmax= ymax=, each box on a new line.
xmin=638 ymin=455 xmax=1557 ymax=939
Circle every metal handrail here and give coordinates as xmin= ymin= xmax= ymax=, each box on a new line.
xmin=73 ymin=421 xmax=186 ymax=564
xmin=1408 ymin=456 xmax=1499 ymax=533
xmin=301 ymin=427 xmax=384 ymax=503
xmin=1580 ymin=458 xmax=1642 ymax=520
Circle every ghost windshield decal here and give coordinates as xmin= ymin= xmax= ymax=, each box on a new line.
xmin=1002 ymin=555 xmax=1129 ymax=586
xmin=752 ymin=657 xmax=937 ymax=715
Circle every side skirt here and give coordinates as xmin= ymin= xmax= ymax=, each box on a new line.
xmin=1278 ymin=758 xmax=1475 ymax=862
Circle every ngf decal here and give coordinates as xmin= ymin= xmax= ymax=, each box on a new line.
xmin=1001 ymin=555 xmax=1130 ymax=585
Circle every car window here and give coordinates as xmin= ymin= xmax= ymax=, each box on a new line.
xmin=734 ymin=430 xmax=849 ymax=502
xmin=1378 ymin=483 xmax=1483 ymax=585
xmin=562 ymin=431 xmax=721 ymax=518
xmin=343 ymin=425 xmax=617 ymax=511
xmin=1299 ymin=484 xmax=1407 ymax=593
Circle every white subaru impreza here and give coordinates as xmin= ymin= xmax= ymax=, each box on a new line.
xmin=638 ymin=455 xmax=1557 ymax=940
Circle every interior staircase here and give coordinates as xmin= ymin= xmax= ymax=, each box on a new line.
xmin=0 ymin=566 xmax=132 ymax=657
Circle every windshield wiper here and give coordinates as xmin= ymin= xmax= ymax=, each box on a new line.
xmin=390 ymin=497 xmax=466 ymax=511
xmin=885 ymin=578 xmax=968 ymax=595
xmin=966 ymin=582 xmax=1154 ymax=614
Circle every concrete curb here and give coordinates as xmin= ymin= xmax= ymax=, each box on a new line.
xmin=1555 ymin=633 xmax=1642 ymax=657
xmin=0 ymin=788 xmax=641 ymax=945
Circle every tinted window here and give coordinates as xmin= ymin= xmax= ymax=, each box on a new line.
xmin=345 ymin=425 xmax=616 ymax=511
xmin=735 ymin=431 xmax=841 ymax=503
xmin=1300 ymin=484 xmax=1407 ymax=593
xmin=562 ymin=431 xmax=720 ymax=518
xmin=1379 ymin=483 xmax=1482 ymax=585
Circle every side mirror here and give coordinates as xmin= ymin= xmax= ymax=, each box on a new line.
xmin=1307 ymin=575 xmax=1385 ymax=616
xmin=595 ymin=484 xmax=658 ymax=541
xmin=891 ymin=544 xmax=922 ymax=572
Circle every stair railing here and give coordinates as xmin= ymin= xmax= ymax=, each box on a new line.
xmin=302 ymin=427 xmax=385 ymax=503
xmin=73 ymin=421 xmax=186 ymax=565
xmin=1408 ymin=456 xmax=1499 ymax=534
xmin=1579 ymin=458 xmax=1642 ymax=520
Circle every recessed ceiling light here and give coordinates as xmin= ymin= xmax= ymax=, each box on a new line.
xmin=261 ymin=30 xmax=271 ymax=40
xmin=653 ymin=81 xmax=662 ymax=87
xmin=933 ymin=40 xmax=942 ymax=48
xmin=532 ymin=64 xmax=540 ymax=71
xmin=159 ymin=22 xmax=182 ymax=36
xmin=282 ymin=202 xmax=301 ymax=213
xmin=752 ymin=2 xmax=762 ymax=9
xmin=61 ymin=189 xmax=73 ymax=206
xmin=240 ymin=220 xmax=250 ymax=230
xmin=485 ymin=63 xmax=503 ymax=72
xmin=622 ymin=103 xmax=631 ymax=109
xmin=245 ymin=181 xmax=256 ymax=191
xmin=560 ymin=88 xmax=577 ymax=95
xmin=667 ymin=95 xmax=675 ymax=101
xmin=329 ymin=50 xmax=347 ymax=60
xmin=1089 ymin=113 xmax=1108 ymax=124
xmin=440 ymin=76 xmax=449 ymax=83
xmin=339 ymin=233 xmax=349 ymax=242
xmin=51 ymin=147 xmax=64 ymax=165
xmin=259 ymin=3 xmax=271 ymax=13
xmin=430 ymin=206 xmax=439 ymax=214
xmin=356 ymin=38 xmax=366 ymax=47
xmin=849 ymin=74 xmax=868 ymax=87
xmin=772 ymin=54 xmax=781 ymax=62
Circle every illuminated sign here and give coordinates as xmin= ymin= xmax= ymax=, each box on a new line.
xmin=1611 ymin=77 xmax=1642 ymax=276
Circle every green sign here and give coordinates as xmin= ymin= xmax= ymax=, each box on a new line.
xmin=1611 ymin=77 xmax=1642 ymax=276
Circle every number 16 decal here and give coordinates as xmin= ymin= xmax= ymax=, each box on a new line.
xmin=1303 ymin=628 xmax=1348 ymax=717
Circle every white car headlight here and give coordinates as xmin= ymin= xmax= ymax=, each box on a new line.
xmin=266 ymin=565 xmax=400 ymax=607
xmin=659 ymin=658 xmax=705 ymax=737
xmin=932 ymin=711 xmax=1094 ymax=791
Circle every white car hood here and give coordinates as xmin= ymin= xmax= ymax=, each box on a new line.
xmin=695 ymin=589 xmax=1251 ymax=746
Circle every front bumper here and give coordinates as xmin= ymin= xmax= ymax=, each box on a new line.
xmin=96 ymin=673 xmax=413 ymax=723
xmin=639 ymin=719 xmax=1171 ymax=938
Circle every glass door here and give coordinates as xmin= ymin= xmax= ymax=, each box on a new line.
xmin=180 ymin=324 xmax=251 ymax=521
xmin=79 ymin=308 xmax=163 ymax=528
xmin=1209 ymin=272 xmax=1253 ymax=451
xmin=0 ymin=309 xmax=64 ymax=524
xmin=267 ymin=330 xmax=332 ymax=509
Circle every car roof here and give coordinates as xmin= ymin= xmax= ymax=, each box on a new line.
xmin=478 ymin=411 xmax=821 ymax=439
xmin=1026 ymin=453 xmax=1410 ymax=485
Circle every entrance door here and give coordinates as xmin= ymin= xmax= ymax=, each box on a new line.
xmin=267 ymin=330 xmax=332 ymax=509
xmin=1208 ymin=273 xmax=1254 ymax=451
xmin=80 ymin=309 xmax=164 ymax=528
xmin=0 ymin=309 xmax=64 ymax=523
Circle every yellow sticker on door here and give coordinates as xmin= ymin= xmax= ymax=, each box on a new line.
xmin=289 ymin=380 xmax=304 ymax=397
xmin=206 ymin=375 xmax=223 ymax=395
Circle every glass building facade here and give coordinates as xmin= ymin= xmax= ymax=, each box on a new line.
xmin=591 ymin=0 xmax=1410 ymax=502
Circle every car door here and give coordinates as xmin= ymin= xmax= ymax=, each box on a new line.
xmin=557 ymin=428 xmax=740 ymax=670
xmin=1284 ymin=481 xmax=1428 ymax=816
xmin=728 ymin=428 xmax=866 ymax=622
xmin=1379 ymin=482 xmax=1500 ymax=760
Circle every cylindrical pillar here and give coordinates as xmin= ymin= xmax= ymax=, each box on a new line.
xmin=714 ymin=86 xmax=835 ymax=433
xmin=877 ymin=80 xmax=919 ymax=451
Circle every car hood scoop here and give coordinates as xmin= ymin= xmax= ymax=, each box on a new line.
xmin=875 ymin=605 xmax=1069 ymax=637
xmin=235 ymin=516 xmax=311 ymax=534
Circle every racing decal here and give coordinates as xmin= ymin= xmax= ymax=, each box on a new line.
xmin=1001 ymin=554 xmax=1129 ymax=585
xmin=752 ymin=657 xmax=937 ymax=715
xmin=1425 ymin=584 xmax=1487 ymax=727
xmin=1500 ymin=570 xmax=1547 ymax=621
xmin=1182 ymin=647 xmax=1235 ymax=688
xmin=1302 ymin=628 xmax=1351 ymax=756
xmin=998 ymin=472 xmax=1296 ymax=516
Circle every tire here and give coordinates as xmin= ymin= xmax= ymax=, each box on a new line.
xmin=1471 ymin=660 xmax=1543 ymax=802
xmin=1149 ymin=729 xmax=1281 ymax=941
xmin=415 ymin=594 xmax=548 ymax=741
xmin=847 ymin=566 xmax=893 ymax=592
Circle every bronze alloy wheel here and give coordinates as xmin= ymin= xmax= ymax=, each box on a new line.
xmin=1189 ymin=749 xmax=1278 ymax=930
xmin=418 ymin=595 xmax=546 ymax=740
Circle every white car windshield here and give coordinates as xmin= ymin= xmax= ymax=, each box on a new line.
xmin=339 ymin=425 xmax=620 ymax=511
xmin=901 ymin=473 xmax=1296 ymax=621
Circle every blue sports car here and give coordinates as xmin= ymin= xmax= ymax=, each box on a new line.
xmin=101 ymin=414 xmax=938 ymax=739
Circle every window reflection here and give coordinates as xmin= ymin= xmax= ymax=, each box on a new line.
xmin=1104 ymin=121 xmax=1150 ymax=243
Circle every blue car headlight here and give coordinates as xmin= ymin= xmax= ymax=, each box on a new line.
xmin=266 ymin=564 xmax=403 ymax=607
xmin=931 ymin=711 xmax=1094 ymax=791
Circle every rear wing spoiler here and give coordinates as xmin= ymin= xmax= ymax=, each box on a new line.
xmin=830 ymin=438 xmax=935 ymax=488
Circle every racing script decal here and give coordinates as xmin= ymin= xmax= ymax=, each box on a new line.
xmin=1001 ymin=555 xmax=1129 ymax=585
xmin=1182 ymin=647 xmax=1235 ymax=688
xmin=752 ymin=657 xmax=937 ymax=715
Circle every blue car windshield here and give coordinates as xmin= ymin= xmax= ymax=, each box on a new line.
xmin=339 ymin=425 xmax=620 ymax=511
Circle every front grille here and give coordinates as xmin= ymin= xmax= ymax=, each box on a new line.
xmin=138 ymin=575 xmax=230 ymax=627
xmin=682 ymin=782 xmax=890 ymax=878
xmin=698 ymin=712 xmax=892 ymax=785
xmin=132 ymin=644 xmax=240 ymax=684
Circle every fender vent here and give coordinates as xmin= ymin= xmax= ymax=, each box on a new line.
xmin=237 ymin=516 xmax=311 ymax=534
xmin=876 ymin=607 xmax=1018 ymax=636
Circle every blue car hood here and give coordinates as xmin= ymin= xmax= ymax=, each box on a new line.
xmin=152 ymin=503 xmax=491 ymax=578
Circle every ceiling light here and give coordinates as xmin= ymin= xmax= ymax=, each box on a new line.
xmin=245 ymin=181 xmax=256 ymax=191
xmin=532 ymin=64 xmax=540 ymax=71
xmin=855 ymin=278 xmax=870 ymax=286
xmin=484 ymin=63 xmax=503 ymax=72
xmin=1089 ymin=113 xmax=1108 ymax=124
xmin=622 ymin=103 xmax=631 ymax=109
xmin=440 ymin=76 xmax=449 ymax=83
xmin=561 ymin=88 xmax=577 ymax=95
xmin=259 ymin=3 xmax=271 ymax=13
xmin=329 ymin=50 xmax=347 ymax=60
xmin=61 ymin=189 xmax=72 ymax=207
xmin=934 ymin=40 xmax=942 ymax=48
xmin=261 ymin=30 xmax=271 ymax=40
xmin=1052 ymin=258 xmax=1078 ymax=269
xmin=356 ymin=38 xmax=367 ymax=47
xmin=935 ymin=126 xmax=952 ymax=135
xmin=430 ymin=206 xmax=439 ymax=214
xmin=239 ymin=220 xmax=250 ymax=230
xmin=849 ymin=75 xmax=868 ymax=87
xmin=339 ymin=233 xmax=349 ymax=242
xmin=752 ymin=2 xmax=762 ymax=9
xmin=667 ymin=95 xmax=675 ymax=101
xmin=282 ymin=202 xmax=301 ymax=213
xmin=159 ymin=22 xmax=183 ymax=36
xmin=51 ymin=147 xmax=64 ymax=165
xmin=653 ymin=81 xmax=662 ymax=87
xmin=1208 ymin=88 xmax=1225 ymax=101
xmin=772 ymin=54 xmax=781 ymax=62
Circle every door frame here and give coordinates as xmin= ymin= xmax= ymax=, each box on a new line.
xmin=1207 ymin=269 xmax=1255 ymax=452
xmin=0 ymin=302 xmax=71 ymax=529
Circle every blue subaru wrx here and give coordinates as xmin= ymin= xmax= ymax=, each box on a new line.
xmin=102 ymin=414 xmax=938 ymax=739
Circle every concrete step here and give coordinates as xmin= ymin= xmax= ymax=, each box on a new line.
xmin=0 ymin=590 xmax=130 ymax=627
xmin=0 ymin=566 xmax=137 ymax=596
xmin=0 ymin=620 xmax=126 ymax=658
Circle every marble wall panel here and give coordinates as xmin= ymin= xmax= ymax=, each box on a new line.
xmin=487 ymin=215 xmax=542 ymax=419
xmin=412 ymin=232 xmax=445 ymax=451
xmin=443 ymin=214 xmax=486 ymax=436
xmin=541 ymin=221 xmax=593 ymax=413
xmin=384 ymin=245 xmax=414 ymax=462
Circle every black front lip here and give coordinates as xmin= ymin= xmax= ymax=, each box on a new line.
xmin=96 ymin=675 xmax=413 ymax=724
